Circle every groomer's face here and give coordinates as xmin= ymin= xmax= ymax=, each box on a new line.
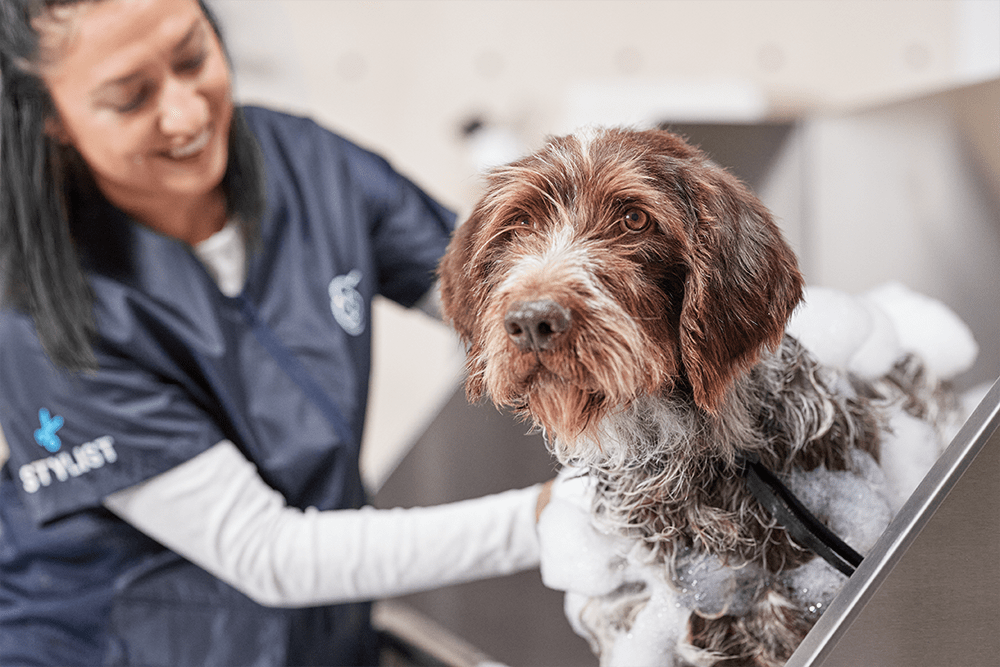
xmin=37 ymin=0 xmax=232 ymax=211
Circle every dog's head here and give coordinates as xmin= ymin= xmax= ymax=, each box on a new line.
xmin=439 ymin=128 xmax=802 ymax=445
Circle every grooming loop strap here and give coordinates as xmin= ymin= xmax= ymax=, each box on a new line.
xmin=738 ymin=453 xmax=864 ymax=577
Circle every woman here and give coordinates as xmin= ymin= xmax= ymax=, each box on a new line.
xmin=0 ymin=1 xmax=547 ymax=665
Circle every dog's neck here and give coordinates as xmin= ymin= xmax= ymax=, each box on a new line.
xmin=557 ymin=379 xmax=772 ymax=565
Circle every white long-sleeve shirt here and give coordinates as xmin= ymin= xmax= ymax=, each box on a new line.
xmin=105 ymin=440 xmax=542 ymax=608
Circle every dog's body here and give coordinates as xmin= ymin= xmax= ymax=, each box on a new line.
xmin=438 ymin=128 xmax=966 ymax=665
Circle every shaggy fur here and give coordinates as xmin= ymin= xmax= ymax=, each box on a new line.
xmin=438 ymin=127 xmax=951 ymax=665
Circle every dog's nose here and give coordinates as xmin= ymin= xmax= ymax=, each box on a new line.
xmin=504 ymin=299 xmax=571 ymax=351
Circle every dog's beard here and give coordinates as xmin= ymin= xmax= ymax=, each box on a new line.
xmin=473 ymin=297 xmax=677 ymax=451
xmin=523 ymin=378 xmax=602 ymax=446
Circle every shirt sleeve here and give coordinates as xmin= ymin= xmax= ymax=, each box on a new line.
xmin=104 ymin=440 xmax=542 ymax=607
xmin=242 ymin=107 xmax=457 ymax=310
xmin=309 ymin=114 xmax=457 ymax=309
xmin=358 ymin=150 xmax=456 ymax=308
xmin=0 ymin=315 xmax=225 ymax=525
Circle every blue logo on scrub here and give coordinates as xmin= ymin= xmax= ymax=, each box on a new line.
xmin=34 ymin=408 xmax=64 ymax=453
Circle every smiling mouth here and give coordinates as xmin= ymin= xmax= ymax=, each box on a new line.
xmin=166 ymin=128 xmax=212 ymax=159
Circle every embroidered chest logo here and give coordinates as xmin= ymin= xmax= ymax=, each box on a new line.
xmin=20 ymin=408 xmax=118 ymax=494
xmin=34 ymin=408 xmax=64 ymax=453
xmin=329 ymin=269 xmax=365 ymax=336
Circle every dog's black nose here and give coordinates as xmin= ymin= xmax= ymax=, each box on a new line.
xmin=504 ymin=299 xmax=571 ymax=351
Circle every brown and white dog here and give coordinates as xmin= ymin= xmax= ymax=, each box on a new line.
xmin=437 ymin=127 xmax=964 ymax=666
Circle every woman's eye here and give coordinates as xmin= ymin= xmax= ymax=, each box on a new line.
xmin=621 ymin=208 xmax=649 ymax=232
xmin=176 ymin=50 xmax=207 ymax=74
xmin=113 ymin=87 xmax=153 ymax=114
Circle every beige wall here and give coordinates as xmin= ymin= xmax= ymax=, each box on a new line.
xmin=218 ymin=0 xmax=997 ymax=210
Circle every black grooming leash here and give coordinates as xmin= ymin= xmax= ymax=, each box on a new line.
xmin=738 ymin=452 xmax=864 ymax=577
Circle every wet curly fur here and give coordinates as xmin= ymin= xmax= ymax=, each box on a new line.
xmin=437 ymin=127 xmax=950 ymax=665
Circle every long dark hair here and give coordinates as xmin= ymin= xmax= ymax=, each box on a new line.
xmin=0 ymin=0 xmax=264 ymax=372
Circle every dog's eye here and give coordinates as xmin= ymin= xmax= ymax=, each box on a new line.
xmin=509 ymin=217 xmax=532 ymax=233
xmin=621 ymin=208 xmax=649 ymax=232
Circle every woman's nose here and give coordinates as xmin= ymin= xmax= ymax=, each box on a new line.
xmin=158 ymin=76 xmax=209 ymax=138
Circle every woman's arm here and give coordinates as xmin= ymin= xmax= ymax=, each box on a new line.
xmin=104 ymin=440 xmax=541 ymax=608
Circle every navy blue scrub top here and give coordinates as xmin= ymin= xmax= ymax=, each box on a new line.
xmin=0 ymin=107 xmax=456 ymax=666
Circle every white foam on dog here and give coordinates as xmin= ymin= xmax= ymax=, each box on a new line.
xmin=865 ymin=282 xmax=978 ymax=379
xmin=787 ymin=287 xmax=882 ymax=375
xmin=788 ymin=282 xmax=977 ymax=382
xmin=878 ymin=410 xmax=945 ymax=511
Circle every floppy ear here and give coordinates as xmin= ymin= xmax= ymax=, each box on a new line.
xmin=437 ymin=212 xmax=480 ymax=345
xmin=676 ymin=164 xmax=803 ymax=413
xmin=438 ymin=206 xmax=499 ymax=402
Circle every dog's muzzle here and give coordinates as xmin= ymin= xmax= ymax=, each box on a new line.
xmin=504 ymin=299 xmax=571 ymax=352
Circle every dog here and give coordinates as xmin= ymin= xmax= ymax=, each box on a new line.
xmin=437 ymin=127 xmax=968 ymax=666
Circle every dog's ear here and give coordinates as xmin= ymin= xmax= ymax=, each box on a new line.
xmin=675 ymin=162 xmax=803 ymax=413
xmin=437 ymin=213 xmax=479 ymax=344
xmin=437 ymin=209 xmax=488 ymax=400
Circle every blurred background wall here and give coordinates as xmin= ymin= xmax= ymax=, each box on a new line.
xmin=214 ymin=0 xmax=998 ymax=208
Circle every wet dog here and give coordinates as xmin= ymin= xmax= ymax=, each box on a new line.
xmin=437 ymin=127 xmax=962 ymax=665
